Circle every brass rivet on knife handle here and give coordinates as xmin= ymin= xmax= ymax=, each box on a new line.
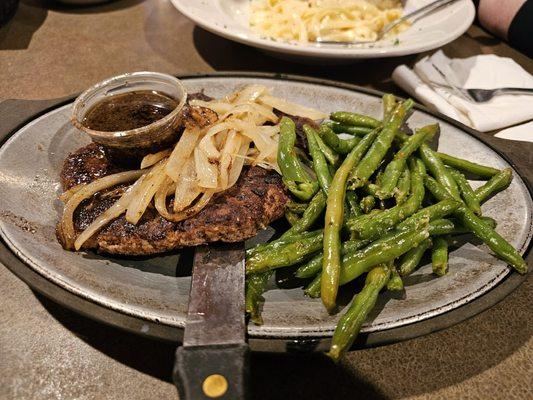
xmin=202 ymin=374 xmax=228 ymax=398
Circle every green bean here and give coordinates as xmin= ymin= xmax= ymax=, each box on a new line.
xmin=330 ymin=111 xmax=381 ymax=129
xmin=419 ymin=143 xmax=461 ymax=201
xmin=475 ymin=168 xmax=513 ymax=203
xmin=286 ymin=201 xmax=308 ymax=215
xmin=425 ymin=176 xmax=527 ymax=274
xmin=481 ymin=216 xmax=497 ymax=229
xmin=305 ymin=274 xmax=322 ymax=298
xmin=325 ymin=121 xmax=374 ymax=136
xmin=245 ymin=271 xmax=272 ymax=325
xmin=295 ymin=239 xmax=369 ymax=279
xmin=281 ymin=190 xmax=326 ymax=239
xmin=447 ymin=168 xmax=481 ymax=215
xmin=428 ymin=219 xmax=458 ymax=236
xmin=346 ymin=191 xmax=363 ymax=218
xmin=285 ymin=210 xmax=300 ymax=226
xmin=377 ymin=124 xmax=438 ymax=199
xmin=278 ymin=117 xmax=318 ymax=201
xmin=432 ymin=236 xmax=449 ymax=276
xmin=360 ymin=195 xmax=376 ymax=214
xmin=318 ymin=124 xmax=361 ymax=154
xmin=310 ymin=220 xmax=428 ymax=297
xmin=246 ymin=230 xmax=323 ymax=274
xmin=455 ymin=205 xmax=527 ymax=274
xmin=327 ymin=164 xmax=337 ymax=178
xmin=397 ymin=124 xmax=439 ymax=160
xmin=424 ymin=175 xmax=459 ymax=201
xmin=348 ymin=157 xmax=425 ymax=240
xmin=398 ymin=238 xmax=432 ymax=276
xmin=339 ymin=224 xmax=430 ymax=286
xmin=383 ymin=94 xmax=397 ymax=122
xmin=397 ymin=199 xmax=461 ymax=231
xmin=362 ymin=183 xmax=378 ymax=198
xmin=321 ymin=128 xmax=381 ymax=312
xmin=305 ymin=125 xmax=332 ymax=194
xmin=428 ymin=217 xmax=497 ymax=235
xmin=396 ymin=131 xmax=411 ymax=143
xmin=314 ymin=129 xmax=341 ymax=166
xmin=395 ymin=168 xmax=411 ymax=204
xmin=327 ymin=264 xmax=390 ymax=361
xmin=375 ymin=166 xmax=403 ymax=199
xmin=437 ymin=152 xmax=499 ymax=178
xmin=297 ymin=253 xmax=323 ymax=279
xmin=348 ymin=99 xmax=414 ymax=189
xmin=387 ymin=262 xmax=404 ymax=291
xmin=248 ymin=230 xmax=323 ymax=257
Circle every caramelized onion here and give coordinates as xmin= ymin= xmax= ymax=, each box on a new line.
xmin=140 ymin=149 xmax=171 ymax=169
xmin=125 ymin=160 xmax=168 ymax=225
xmin=173 ymin=157 xmax=201 ymax=212
xmin=73 ymin=174 xmax=147 ymax=250
xmin=60 ymin=170 xmax=145 ymax=249
xmin=259 ymin=94 xmax=327 ymax=120
xmin=155 ymin=189 xmax=214 ymax=223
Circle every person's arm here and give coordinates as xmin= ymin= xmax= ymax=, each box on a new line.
xmin=478 ymin=0 xmax=525 ymax=39
xmin=476 ymin=0 xmax=533 ymax=57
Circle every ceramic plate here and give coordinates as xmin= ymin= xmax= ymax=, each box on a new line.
xmin=0 ymin=74 xmax=531 ymax=348
xmin=171 ymin=0 xmax=475 ymax=61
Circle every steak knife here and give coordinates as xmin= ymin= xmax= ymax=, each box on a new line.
xmin=173 ymin=242 xmax=249 ymax=400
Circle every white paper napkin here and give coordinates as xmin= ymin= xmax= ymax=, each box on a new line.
xmin=494 ymin=120 xmax=533 ymax=142
xmin=392 ymin=50 xmax=533 ymax=140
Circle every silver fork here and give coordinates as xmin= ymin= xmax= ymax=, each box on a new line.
xmin=465 ymin=88 xmax=533 ymax=103
xmin=315 ymin=0 xmax=459 ymax=46
xmin=429 ymin=62 xmax=533 ymax=103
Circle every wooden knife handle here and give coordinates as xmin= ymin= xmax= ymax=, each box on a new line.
xmin=173 ymin=343 xmax=250 ymax=400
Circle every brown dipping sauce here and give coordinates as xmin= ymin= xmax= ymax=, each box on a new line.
xmin=82 ymin=90 xmax=178 ymax=132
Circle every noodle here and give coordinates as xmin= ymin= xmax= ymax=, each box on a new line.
xmin=249 ymin=0 xmax=409 ymax=44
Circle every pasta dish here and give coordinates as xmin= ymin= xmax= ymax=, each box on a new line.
xmin=249 ymin=0 xmax=409 ymax=44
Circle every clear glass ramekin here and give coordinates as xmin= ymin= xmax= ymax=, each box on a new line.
xmin=71 ymin=71 xmax=187 ymax=151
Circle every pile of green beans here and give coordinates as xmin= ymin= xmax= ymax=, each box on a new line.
xmin=244 ymin=94 xmax=527 ymax=362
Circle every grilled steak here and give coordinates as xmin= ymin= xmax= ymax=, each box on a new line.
xmin=57 ymin=148 xmax=287 ymax=255
xmin=57 ymin=146 xmax=288 ymax=255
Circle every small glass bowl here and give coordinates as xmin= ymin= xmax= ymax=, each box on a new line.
xmin=71 ymin=71 xmax=187 ymax=152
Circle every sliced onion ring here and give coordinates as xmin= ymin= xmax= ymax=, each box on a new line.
xmin=73 ymin=174 xmax=147 ymax=250
xmin=59 ymin=170 xmax=145 ymax=249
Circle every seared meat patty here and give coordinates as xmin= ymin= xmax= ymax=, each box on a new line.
xmin=57 ymin=143 xmax=288 ymax=255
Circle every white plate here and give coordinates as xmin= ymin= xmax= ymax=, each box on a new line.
xmin=171 ymin=0 xmax=475 ymax=61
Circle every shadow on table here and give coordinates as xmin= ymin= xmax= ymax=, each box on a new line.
xmin=34 ymin=293 xmax=386 ymax=399
xmin=33 ymin=275 xmax=532 ymax=399
xmin=0 ymin=0 xmax=143 ymax=50
xmin=0 ymin=1 xmax=47 ymax=50
xmin=191 ymin=27 xmax=416 ymax=96
xmin=21 ymin=0 xmax=143 ymax=14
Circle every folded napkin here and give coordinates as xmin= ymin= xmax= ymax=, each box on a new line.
xmin=392 ymin=50 xmax=533 ymax=139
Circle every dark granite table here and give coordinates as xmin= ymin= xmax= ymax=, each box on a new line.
xmin=0 ymin=1 xmax=531 ymax=399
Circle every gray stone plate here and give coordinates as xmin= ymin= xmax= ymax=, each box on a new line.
xmin=0 ymin=73 xmax=531 ymax=351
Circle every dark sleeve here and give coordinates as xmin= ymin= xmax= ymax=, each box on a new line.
xmin=508 ymin=0 xmax=533 ymax=58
